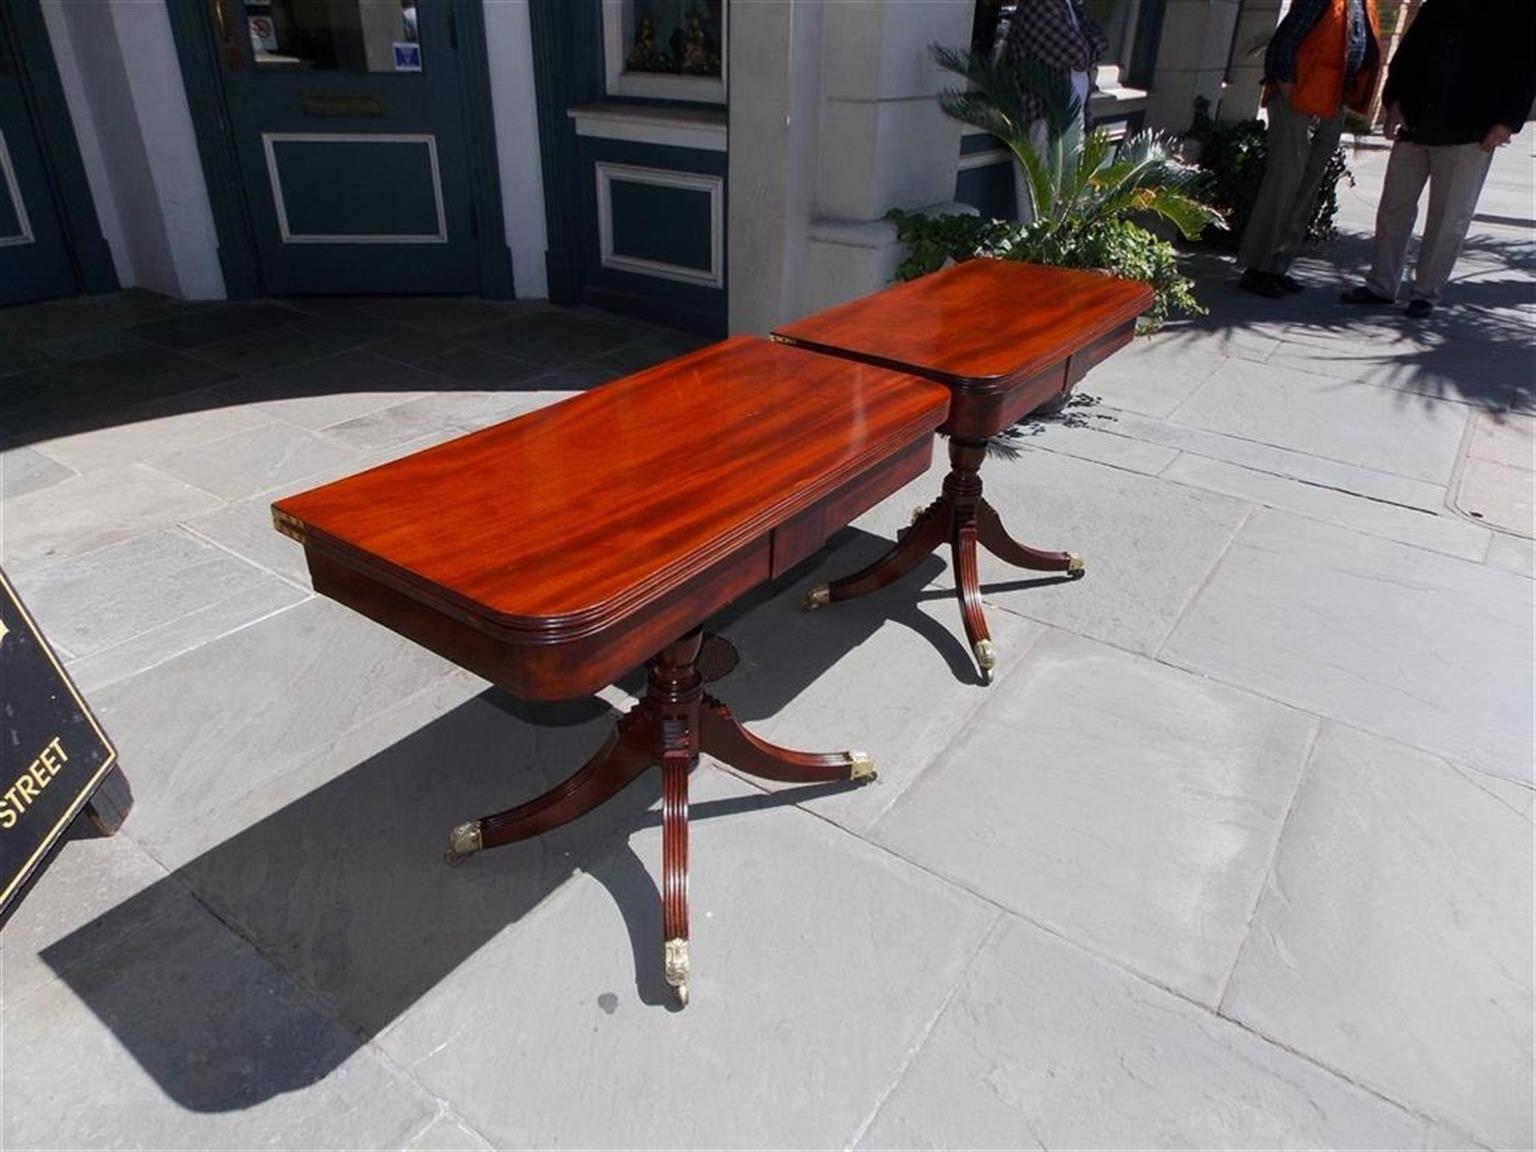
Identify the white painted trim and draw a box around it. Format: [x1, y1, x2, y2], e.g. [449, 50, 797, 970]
[958, 148, 1013, 171]
[261, 132, 448, 245]
[569, 103, 727, 152]
[482, 0, 548, 298]
[596, 161, 722, 289]
[0, 131, 36, 248]
[601, 0, 727, 106]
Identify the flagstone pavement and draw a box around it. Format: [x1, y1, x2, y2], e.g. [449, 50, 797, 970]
[1, 142, 1530, 1150]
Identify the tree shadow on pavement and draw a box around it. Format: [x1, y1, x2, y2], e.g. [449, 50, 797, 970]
[35, 528, 946, 1110]
[1160, 231, 1534, 414]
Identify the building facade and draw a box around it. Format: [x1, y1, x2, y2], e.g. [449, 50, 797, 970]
[1, 0, 1294, 331]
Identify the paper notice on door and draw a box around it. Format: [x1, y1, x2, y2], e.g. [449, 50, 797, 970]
[249, 15, 278, 53]
[393, 42, 423, 71]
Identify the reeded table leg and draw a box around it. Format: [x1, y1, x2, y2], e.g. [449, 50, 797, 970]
[976, 499, 1082, 577]
[442, 628, 874, 1007]
[444, 708, 655, 864]
[805, 437, 1086, 682]
[701, 696, 874, 784]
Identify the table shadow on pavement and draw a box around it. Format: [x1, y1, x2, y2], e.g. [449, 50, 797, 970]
[36, 529, 946, 1111]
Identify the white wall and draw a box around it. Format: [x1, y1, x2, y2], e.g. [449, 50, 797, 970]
[726, 0, 822, 333]
[41, 0, 225, 299]
[483, 0, 549, 298]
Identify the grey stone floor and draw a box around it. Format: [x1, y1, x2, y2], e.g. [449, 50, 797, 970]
[1, 144, 1531, 1150]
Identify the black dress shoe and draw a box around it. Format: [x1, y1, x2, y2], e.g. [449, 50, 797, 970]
[1238, 270, 1286, 299]
[1405, 298, 1435, 319]
[1340, 286, 1394, 305]
[1275, 274, 1305, 294]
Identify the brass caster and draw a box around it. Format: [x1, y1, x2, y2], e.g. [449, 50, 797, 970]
[804, 583, 831, 611]
[974, 639, 997, 682]
[848, 750, 877, 783]
[664, 937, 690, 1008]
[1066, 553, 1085, 578]
[443, 820, 483, 866]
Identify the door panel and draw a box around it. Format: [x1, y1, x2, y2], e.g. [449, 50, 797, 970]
[216, 0, 480, 295]
[0, 4, 76, 305]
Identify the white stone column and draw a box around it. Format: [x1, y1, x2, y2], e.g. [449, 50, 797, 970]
[40, 0, 225, 299]
[726, 0, 824, 334]
[727, 0, 973, 332]
[1144, 0, 1242, 131]
[800, 0, 972, 317]
[1223, 0, 1284, 122]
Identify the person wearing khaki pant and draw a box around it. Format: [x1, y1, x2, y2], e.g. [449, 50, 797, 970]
[1362, 141, 1493, 308]
[1341, 0, 1534, 318]
[1236, 0, 1381, 299]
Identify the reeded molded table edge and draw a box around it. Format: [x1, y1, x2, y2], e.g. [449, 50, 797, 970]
[772, 259, 1154, 682]
[271, 337, 951, 1006]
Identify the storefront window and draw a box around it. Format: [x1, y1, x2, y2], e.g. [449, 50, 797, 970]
[242, 0, 421, 73]
[602, 0, 727, 104]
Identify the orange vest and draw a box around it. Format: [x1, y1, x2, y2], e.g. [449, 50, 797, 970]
[1288, 0, 1382, 118]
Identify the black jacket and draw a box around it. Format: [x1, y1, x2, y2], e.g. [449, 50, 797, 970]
[1383, 0, 1535, 145]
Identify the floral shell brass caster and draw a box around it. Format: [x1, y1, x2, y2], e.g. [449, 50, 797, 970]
[1066, 553, 1086, 578]
[664, 937, 690, 1008]
[848, 750, 876, 783]
[974, 639, 997, 684]
[804, 583, 831, 611]
[443, 820, 483, 866]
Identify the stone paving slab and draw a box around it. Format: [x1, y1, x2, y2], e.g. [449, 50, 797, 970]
[374, 766, 998, 1150]
[961, 447, 1253, 655]
[160, 681, 650, 1037]
[1160, 452, 1491, 561]
[86, 597, 463, 855]
[1222, 724, 1533, 1149]
[855, 914, 1429, 1151]
[0, 462, 225, 576]
[24, 388, 275, 475]
[10, 889, 444, 1151]
[231, 349, 444, 430]
[0, 445, 75, 500]
[1161, 508, 1535, 784]
[1050, 406, 1453, 512]
[711, 531, 1044, 835]
[1, 828, 180, 1008]
[10, 526, 305, 690]
[1164, 356, 1471, 485]
[872, 628, 1317, 1005]
[146, 419, 361, 502]
[1075, 336, 1228, 418]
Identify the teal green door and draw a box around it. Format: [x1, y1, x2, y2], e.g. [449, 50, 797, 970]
[212, 0, 480, 294]
[0, 3, 76, 305]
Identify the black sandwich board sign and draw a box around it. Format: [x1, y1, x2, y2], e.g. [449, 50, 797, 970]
[1, 567, 130, 918]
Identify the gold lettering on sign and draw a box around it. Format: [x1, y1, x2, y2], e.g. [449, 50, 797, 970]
[0, 736, 69, 829]
[0, 617, 8, 643]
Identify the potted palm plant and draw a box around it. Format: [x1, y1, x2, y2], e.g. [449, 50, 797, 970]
[891, 46, 1224, 348]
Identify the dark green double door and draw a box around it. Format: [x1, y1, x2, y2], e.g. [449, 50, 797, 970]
[0, 2, 77, 305]
[210, 0, 484, 295]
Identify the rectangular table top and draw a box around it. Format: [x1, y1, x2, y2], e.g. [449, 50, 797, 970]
[773, 258, 1153, 392]
[273, 336, 948, 645]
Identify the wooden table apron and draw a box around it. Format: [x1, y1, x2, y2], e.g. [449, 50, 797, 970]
[772, 258, 1154, 682]
[273, 335, 950, 1006]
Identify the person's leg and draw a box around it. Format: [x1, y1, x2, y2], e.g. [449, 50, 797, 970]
[1363, 140, 1431, 299]
[1273, 110, 1345, 275]
[1409, 142, 1494, 305]
[1237, 97, 1314, 275]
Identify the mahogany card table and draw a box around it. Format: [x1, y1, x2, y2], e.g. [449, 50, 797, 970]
[773, 258, 1153, 682]
[272, 335, 948, 1005]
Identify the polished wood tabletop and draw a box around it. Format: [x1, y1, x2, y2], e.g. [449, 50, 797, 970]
[273, 336, 948, 649]
[773, 258, 1153, 392]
